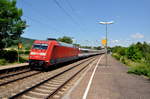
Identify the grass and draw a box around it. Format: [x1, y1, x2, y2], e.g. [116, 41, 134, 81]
[19, 54, 29, 63]
[128, 63, 150, 78]
[0, 59, 8, 66]
[0, 59, 20, 66]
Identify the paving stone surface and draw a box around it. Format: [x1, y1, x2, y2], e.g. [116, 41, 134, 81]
[63, 55, 150, 99]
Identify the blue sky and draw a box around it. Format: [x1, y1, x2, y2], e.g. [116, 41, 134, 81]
[17, 0, 150, 47]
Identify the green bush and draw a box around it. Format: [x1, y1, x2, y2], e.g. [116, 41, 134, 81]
[19, 56, 28, 63]
[126, 45, 143, 61]
[120, 56, 126, 64]
[24, 50, 30, 54]
[0, 49, 29, 65]
[0, 59, 7, 65]
[18, 50, 30, 55]
[0, 50, 7, 58]
[3, 50, 18, 62]
[128, 64, 150, 77]
[112, 53, 121, 60]
[147, 72, 150, 78]
[112, 46, 126, 56]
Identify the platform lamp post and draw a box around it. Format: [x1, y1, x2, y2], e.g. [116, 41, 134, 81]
[99, 21, 114, 66]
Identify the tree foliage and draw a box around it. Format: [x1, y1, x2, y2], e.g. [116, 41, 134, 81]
[81, 46, 92, 49]
[0, 0, 26, 49]
[93, 46, 102, 50]
[112, 42, 150, 62]
[112, 46, 127, 56]
[57, 36, 73, 44]
[73, 43, 80, 47]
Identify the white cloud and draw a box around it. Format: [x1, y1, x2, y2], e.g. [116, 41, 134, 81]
[131, 33, 144, 39]
[147, 41, 150, 43]
[111, 40, 119, 43]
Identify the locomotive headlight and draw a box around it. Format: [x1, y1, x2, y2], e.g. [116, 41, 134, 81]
[39, 53, 46, 56]
[30, 52, 36, 55]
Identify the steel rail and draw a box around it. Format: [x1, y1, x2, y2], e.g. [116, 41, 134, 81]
[0, 71, 41, 86]
[47, 57, 97, 98]
[0, 69, 30, 79]
[9, 56, 97, 99]
[0, 64, 29, 74]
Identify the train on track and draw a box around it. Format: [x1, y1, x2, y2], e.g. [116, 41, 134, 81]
[29, 38, 104, 69]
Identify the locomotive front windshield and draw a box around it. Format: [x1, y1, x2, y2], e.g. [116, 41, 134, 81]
[32, 44, 48, 50]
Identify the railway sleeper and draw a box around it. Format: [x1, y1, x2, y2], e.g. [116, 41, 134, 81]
[46, 81, 62, 85]
[39, 85, 57, 90]
[51, 79, 64, 82]
[27, 91, 49, 98]
[22, 94, 41, 99]
[34, 88, 53, 94]
[44, 83, 60, 87]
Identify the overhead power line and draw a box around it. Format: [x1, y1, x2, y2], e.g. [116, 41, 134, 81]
[62, 0, 87, 32]
[21, 0, 60, 33]
[23, 15, 58, 32]
[64, 0, 84, 22]
[52, 0, 81, 27]
[64, 0, 76, 14]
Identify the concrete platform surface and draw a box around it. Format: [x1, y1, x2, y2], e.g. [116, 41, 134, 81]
[63, 55, 150, 99]
[0, 63, 28, 70]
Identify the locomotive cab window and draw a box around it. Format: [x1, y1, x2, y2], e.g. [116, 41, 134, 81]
[33, 44, 48, 50]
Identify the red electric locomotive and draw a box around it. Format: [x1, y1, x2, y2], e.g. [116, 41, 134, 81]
[29, 38, 80, 69]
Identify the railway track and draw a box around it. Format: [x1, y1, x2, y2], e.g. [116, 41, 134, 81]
[0, 68, 31, 79]
[0, 56, 97, 98]
[0, 70, 41, 86]
[11, 57, 97, 99]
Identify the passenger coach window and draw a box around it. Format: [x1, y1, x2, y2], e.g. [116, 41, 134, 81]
[33, 44, 48, 50]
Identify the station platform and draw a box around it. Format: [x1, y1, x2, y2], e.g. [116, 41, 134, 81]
[0, 63, 28, 71]
[63, 55, 150, 99]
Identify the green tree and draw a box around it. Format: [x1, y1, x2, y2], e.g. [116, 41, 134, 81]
[0, 0, 26, 49]
[73, 43, 80, 47]
[81, 46, 92, 49]
[58, 36, 73, 44]
[126, 44, 143, 61]
[142, 42, 150, 64]
[93, 46, 101, 50]
[112, 46, 126, 56]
